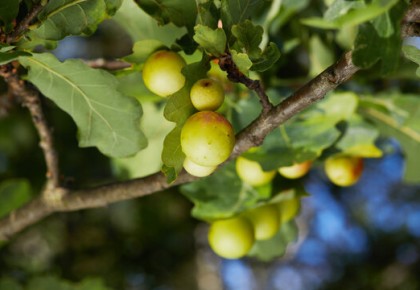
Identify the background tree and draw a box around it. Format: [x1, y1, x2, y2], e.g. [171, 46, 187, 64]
[0, 0, 420, 289]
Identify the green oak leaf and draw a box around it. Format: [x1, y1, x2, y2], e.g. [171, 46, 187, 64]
[231, 20, 263, 59]
[19, 53, 147, 158]
[0, 50, 31, 66]
[360, 94, 420, 183]
[180, 161, 273, 221]
[197, 0, 220, 28]
[250, 42, 281, 72]
[243, 92, 359, 170]
[134, 0, 197, 31]
[28, 0, 111, 40]
[301, 0, 399, 29]
[220, 0, 263, 41]
[230, 50, 253, 74]
[402, 45, 420, 77]
[113, 0, 186, 44]
[193, 25, 226, 57]
[352, 1, 408, 75]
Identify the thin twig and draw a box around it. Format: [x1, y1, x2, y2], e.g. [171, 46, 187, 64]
[219, 53, 273, 114]
[6, 3, 46, 44]
[0, 66, 61, 194]
[83, 58, 132, 70]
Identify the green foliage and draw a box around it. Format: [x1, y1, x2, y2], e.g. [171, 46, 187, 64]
[242, 92, 361, 170]
[352, 1, 408, 75]
[193, 25, 226, 57]
[248, 221, 298, 261]
[0, 0, 19, 31]
[361, 94, 420, 183]
[0, 179, 31, 219]
[0, 276, 112, 290]
[301, 0, 399, 29]
[29, 0, 115, 41]
[180, 161, 273, 221]
[19, 53, 147, 158]
[403, 45, 420, 77]
[134, 0, 197, 31]
[113, 0, 186, 45]
[0, 44, 31, 65]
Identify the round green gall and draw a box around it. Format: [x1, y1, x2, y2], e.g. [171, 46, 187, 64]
[245, 204, 280, 240]
[142, 50, 186, 97]
[183, 157, 217, 177]
[325, 155, 364, 187]
[277, 197, 300, 224]
[208, 216, 255, 259]
[236, 157, 276, 187]
[181, 111, 235, 167]
[278, 161, 312, 179]
[190, 78, 225, 111]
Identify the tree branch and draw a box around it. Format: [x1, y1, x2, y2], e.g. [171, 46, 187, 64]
[0, 51, 359, 241]
[6, 3, 46, 44]
[219, 53, 273, 114]
[83, 58, 132, 70]
[0, 66, 61, 196]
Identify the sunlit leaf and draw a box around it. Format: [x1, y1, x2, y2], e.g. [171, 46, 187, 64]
[113, 0, 186, 44]
[19, 53, 147, 158]
[29, 0, 109, 40]
[193, 25, 226, 57]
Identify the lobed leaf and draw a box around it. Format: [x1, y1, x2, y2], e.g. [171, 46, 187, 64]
[220, 0, 263, 41]
[113, 0, 186, 44]
[29, 0, 110, 40]
[352, 1, 408, 75]
[193, 25, 227, 57]
[134, 0, 197, 31]
[19, 53, 147, 158]
[243, 92, 359, 170]
[180, 162, 273, 221]
[360, 95, 420, 183]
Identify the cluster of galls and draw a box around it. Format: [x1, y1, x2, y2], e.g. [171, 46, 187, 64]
[142, 50, 235, 177]
[208, 196, 300, 259]
[142, 50, 365, 260]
